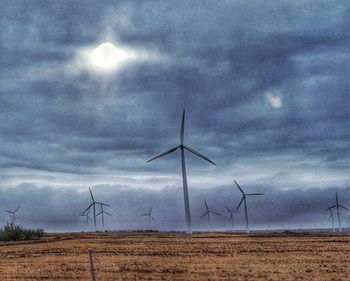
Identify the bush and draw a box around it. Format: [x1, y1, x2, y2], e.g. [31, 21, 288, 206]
[0, 224, 44, 241]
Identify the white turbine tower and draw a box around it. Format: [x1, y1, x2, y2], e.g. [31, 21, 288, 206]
[234, 179, 264, 233]
[147, 109, 216, 234]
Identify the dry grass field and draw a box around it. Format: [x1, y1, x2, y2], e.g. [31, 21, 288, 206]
[0, 232, 349, 280]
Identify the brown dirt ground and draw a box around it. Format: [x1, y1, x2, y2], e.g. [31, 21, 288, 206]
[0, 232, 349, 280]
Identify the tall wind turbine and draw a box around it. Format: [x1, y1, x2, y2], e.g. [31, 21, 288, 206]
[142, 207, 155, 224]
[234, 179, 263, 233]
[147, 109, 216, 234]
[225, 206, 239, 232]
[200, 200, 220, 232]
[82, 187, 109, 229]
[96, 203, 112, 228]
[329, 192, 349, 232]
[5, 206, 21, 226]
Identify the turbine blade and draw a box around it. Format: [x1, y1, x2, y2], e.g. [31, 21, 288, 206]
[149, 207, 153, 214]
[180, 109, 185, 144]
[150, 215, 155, 221]
[329, 204, 336, 209]
[247, 193, 264, 196]
[89, 187, 95, 202]
[97, 202, 110, 207]
[205, 200, 209, 211]
[146, 146, 180, 163]
[184, 146, 216, 165]
[96, 212, 102, 216]
[14, 206, 21, 213]
[236, 196, 244, 210]
[200, 211, 209, 219]
[141, 214, 148, 216]
[104, 212, 112, 216]
[233, 179, 245, 194]
[225, 207, 232, 213]
[82, 203, 93, 215]
[210, 211, 220, 216]
[339, 205, 350, 211]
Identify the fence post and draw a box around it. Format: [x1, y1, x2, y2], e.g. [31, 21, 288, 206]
[87, 249, 96, 281]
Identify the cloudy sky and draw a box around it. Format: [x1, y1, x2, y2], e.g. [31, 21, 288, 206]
[0, 0, 349, 231]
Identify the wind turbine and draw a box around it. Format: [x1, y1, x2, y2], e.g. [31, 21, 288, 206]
[234, 179, 263, 233]
[80, 208, 92, 225]
[147, 109, 216, 234]
[225, 206, 239, 232]
[142, 207, 155, 224]
[200, 200, 220, 232]
[325, 205, 337, 233]
[329, 192, 349, 232]
[96, 203, 112, 228]
[5, 206, 21, 226]
[82, 187, 109, 229]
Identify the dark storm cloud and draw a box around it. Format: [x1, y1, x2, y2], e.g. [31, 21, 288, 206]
[0, 1, 349, 229]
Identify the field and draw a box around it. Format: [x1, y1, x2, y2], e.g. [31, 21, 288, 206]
[0, 232, 349, 280]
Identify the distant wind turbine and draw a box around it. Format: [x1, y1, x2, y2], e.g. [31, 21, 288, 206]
[142, 207, 155, 224]
[80, 208, 92, 225]
[147, 109, 216, 234]
[234, 179, 264, 233]
[325, 205, 338, 233]
[200, 200, 220, 232]
[329, 192, 349, 232]
[225, 206, 239, 232]
[82, 187, 109, 229]
[5, 206, 21, 226]
[96, 203, 112, 228]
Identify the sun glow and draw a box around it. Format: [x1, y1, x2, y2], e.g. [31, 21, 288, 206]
[92, 42, 127, 69]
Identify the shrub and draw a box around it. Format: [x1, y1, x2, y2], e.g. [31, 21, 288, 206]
[0, 224, 44, 241]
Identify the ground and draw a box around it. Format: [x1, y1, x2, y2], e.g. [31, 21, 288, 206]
[0, 232, 349, 280]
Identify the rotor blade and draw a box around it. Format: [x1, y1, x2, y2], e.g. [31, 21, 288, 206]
[210, 211, 220, 216]
[96, 212, 102, 216]
[97, 202, 110, 207]
[246, 193, 264, 196]
[104, 212, 112, 216]
[150, 215, 155, 221]
[82, 203, 94, 215]
[184, 146, 216, 165]
[225, 207, 232, 213]
[14, 206, 21, 213]
[233, 179, 245, 194]
[180, 109, 185, 144]
[200, 211, 209, 219]
[236, 196, 244, 210]
[5, 210, 12, 214]
[149, 207, 153, 214]
[329, 204, 336, 209]
[205, 200, 209, 211]
[141, 214, 149, 216]
[89, 187, 95, 202]
[146, 146, 180, 163]
[339, 205, 350, 211]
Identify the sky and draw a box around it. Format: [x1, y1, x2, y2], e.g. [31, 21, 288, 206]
[0, 0, 349, 231]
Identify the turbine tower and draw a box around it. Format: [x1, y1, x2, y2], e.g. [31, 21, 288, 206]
[329, 192, 349, 232]
[147, 109, 216, 234]
[142, 207, 155, 224]
[5, 206, 21, 226]
[225, 206, 239, 232]
[82, 187, 109, 229]
[96, 203, 112, 228]
[200, 200, 220, 232]
[234, 179, 263, 233]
